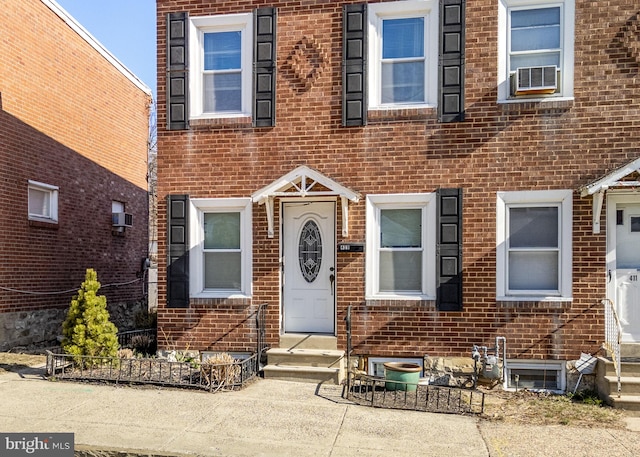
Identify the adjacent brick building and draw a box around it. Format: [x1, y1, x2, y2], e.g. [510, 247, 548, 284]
[156, 0, 640, 390]
[0, 0, 152, 350]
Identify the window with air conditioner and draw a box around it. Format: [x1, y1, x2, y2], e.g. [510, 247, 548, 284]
[112, 201, 132, 229]
[498, 0, 574, 101]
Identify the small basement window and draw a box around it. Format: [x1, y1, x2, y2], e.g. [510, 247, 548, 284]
[505, 360, 565, 392]
[368, 357, 423, 377]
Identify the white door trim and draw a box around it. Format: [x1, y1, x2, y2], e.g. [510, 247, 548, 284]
[280, 198, 337, 335]
[607, 192, 640, 343]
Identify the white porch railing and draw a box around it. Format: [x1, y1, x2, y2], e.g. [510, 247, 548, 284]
[602, 298, 622, 397]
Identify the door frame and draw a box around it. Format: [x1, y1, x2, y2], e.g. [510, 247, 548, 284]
[280, 197, 337, 335]
[606, 192, 640, 342]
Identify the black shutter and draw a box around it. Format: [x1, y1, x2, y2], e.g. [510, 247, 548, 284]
[167, 195, 189, 308]
[342, 4, 367, 127]
[436, 188, 463, 311]
[438, 0, 465, 123]
[167, 12, 189, 130]
[253, 8, 277, 127]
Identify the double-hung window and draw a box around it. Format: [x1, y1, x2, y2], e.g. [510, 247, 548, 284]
[496, 190, 572, 300]
[366, 194, 436, 300]
[190, 14, 253, 118]
[190, 198, 252, 298]
[381, 17, 425, 104]
[498, 0, 574, 101]
[203, 31, 242, 112]
[368, 1, 438, 108]
[28, 180, 58, 223]
[509, 6, 561, 71]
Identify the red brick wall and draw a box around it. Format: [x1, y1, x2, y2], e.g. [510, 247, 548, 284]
[0, 1, 151, 324]
[155, 0, 639, 360]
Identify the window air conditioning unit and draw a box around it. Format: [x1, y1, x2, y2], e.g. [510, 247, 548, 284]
[112, 212, 133, 227]
[512, 65, 558, 95]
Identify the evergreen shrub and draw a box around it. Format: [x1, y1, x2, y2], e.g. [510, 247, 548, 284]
[62, 269, 119, 365]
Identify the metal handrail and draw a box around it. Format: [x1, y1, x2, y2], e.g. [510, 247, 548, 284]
[345, 305, 352, 395]
[256, 303, 269, 371]
[602, 298, 622, 397]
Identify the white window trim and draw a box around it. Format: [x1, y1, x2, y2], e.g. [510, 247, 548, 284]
[28, 180, 58, 223]
[189, 198, 252, 299]
[496, 189, 572, 301]
[504, 359, 566, 393]
[189, 13, 253, 119]
[367, 0, 439, 110]
[497, 0, 574, 103]
[366, 193, 436, 300]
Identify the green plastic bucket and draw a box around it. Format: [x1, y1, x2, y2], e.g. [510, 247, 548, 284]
[384, 362, 422, 391]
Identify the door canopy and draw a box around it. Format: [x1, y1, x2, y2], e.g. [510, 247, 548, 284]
[580, 156, 640, 234]
[252, 165, 360, 238]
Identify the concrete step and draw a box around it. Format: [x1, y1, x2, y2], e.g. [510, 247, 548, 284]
[266, 348, 344, 368]
[262, 365, 342, 384]
[597, 353, 640, 414]
[602, 376, 640, 395]
[608, 395, 640, 416]
[279, 334, 337, 350]
[263, 346, 345, 385]
[599, 358, 640, 377]
[621, 343, 640, 358]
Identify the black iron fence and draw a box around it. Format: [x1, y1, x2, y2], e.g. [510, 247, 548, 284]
[117, 328, 157, 350]
[45, 351, 257, 392]
[344, 305, 484, 415]
[347, 374, 485, 414]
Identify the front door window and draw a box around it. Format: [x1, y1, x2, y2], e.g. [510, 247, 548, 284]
[299, 220, 322, 283]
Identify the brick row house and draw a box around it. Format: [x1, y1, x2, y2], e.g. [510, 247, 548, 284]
[0, 0, 152, 350]
[156, 0, 640, 392]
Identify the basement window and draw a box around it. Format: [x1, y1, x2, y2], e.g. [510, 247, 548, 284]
[505, 359, 565, 392]
[368, 357, 423, 377]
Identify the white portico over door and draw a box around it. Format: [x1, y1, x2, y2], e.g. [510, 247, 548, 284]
[580, 157, 640, 343]
[251, 166, 360, 335]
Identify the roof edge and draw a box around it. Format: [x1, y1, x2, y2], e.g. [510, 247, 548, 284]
[41, 0, 152, 97]
[579, 156, 640, 197]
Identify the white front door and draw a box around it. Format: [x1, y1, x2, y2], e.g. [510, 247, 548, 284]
[608, 195, 640, 342]
[282, 201, 336, 334]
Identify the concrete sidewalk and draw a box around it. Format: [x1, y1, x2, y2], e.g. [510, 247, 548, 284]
[1, 368, 640, 456]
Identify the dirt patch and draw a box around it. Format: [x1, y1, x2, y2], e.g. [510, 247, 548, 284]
[479, 386, 627, 428]
[0, 352, 46, 374]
